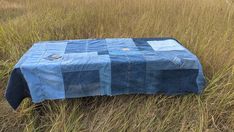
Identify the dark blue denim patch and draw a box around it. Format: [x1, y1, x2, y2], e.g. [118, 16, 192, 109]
[63, 70, 101, 98]
[127, 71, 146, 93]
[110, 55, 129, 93]
[97, 50, 109, 55]
[146, 69, 199, 94]
[128, 54, 146, 71]
[133, 38, 155, 52]
[5, 68, 31, 109]
[110, 53, 146, 94]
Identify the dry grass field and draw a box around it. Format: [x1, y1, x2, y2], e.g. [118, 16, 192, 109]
[0, 0, 234, 131]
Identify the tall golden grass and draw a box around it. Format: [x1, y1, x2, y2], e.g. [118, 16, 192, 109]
[0, 0, 233, 131]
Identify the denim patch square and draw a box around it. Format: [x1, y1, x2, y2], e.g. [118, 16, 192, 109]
[63, 70, 101, 98]
[87, 39, 109, 55]
[65, 41, 87, 54]
[146, 69, 199, 93]
[110, 55, 129, 93]
[128, 71, 146, 93]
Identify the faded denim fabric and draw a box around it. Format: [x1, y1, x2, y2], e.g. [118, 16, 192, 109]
[5, 38, 206, 109]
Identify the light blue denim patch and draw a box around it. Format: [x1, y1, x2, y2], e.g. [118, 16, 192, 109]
[20, 42, 67, 103]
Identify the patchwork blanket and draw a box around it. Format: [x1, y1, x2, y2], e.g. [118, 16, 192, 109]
[5, 38, 206, 109]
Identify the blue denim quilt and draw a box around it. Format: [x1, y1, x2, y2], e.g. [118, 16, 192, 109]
[5, 38, 206, 109]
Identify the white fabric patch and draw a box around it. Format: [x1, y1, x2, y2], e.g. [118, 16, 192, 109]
[147, 39, 185, 51]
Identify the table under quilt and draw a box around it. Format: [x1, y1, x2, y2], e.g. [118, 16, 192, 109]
[5, 38, 206, 109]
